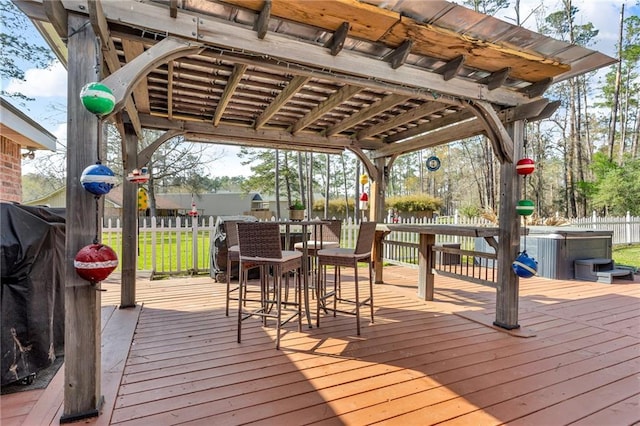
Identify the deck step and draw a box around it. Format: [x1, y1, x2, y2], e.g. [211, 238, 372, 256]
[574, 258, 635, 283]
[596, 268, 635, 284]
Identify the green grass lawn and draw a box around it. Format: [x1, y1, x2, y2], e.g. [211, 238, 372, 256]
[103, 230, 212, 274]
[612, 244, 640, 269]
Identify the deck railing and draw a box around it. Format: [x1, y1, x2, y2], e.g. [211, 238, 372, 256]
[101, 213, 638, 279]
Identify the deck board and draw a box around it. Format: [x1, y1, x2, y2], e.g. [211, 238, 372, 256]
[2, 266, 639, 425]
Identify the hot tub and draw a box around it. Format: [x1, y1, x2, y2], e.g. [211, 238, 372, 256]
[475, 227, 614, 279]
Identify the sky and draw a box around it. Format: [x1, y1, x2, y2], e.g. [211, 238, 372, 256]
[4, 0, 639, 178]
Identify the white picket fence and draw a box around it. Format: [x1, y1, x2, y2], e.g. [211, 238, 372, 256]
[101, 213, 640, 277]
[571, 212, 640, 245]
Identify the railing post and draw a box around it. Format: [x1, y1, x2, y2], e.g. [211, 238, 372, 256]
[151, 217, 157, 274]
[192, 216, 199, 273]
[626, 211, 631, 244]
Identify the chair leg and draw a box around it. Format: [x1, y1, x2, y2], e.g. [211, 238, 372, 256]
[297, 267, 302, 332]
[316, 263, 323, 328]
[275, 266, 282, 350]
[225, 257, 233, 316]
[333, 266, 338, 317]
[354, 263, 360, 336]
[237, 265, 246, 343]
[368, 261, 374, 324]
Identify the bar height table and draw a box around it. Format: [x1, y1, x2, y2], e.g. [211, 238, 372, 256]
[281, 220, 328, 327]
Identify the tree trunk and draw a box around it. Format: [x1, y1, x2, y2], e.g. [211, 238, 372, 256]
[324, 155, 330, 218]
[632, 107, 640, 157]
[297, 151, 306, 208]
[571, 77, 587, 217]
[607, 4, 624, 161]
[342, 153, 350, 221]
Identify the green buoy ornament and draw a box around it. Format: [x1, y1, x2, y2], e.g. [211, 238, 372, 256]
[80, 82, 115, 116]
[516, 199, 535, 216]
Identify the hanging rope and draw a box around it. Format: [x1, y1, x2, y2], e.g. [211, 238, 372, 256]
[93, 195, 101, 244]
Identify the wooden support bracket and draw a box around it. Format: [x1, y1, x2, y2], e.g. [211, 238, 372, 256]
[254, 0, 272, 39]
[385, 39, 413, 69]
[324, 21, 350, 56]
[479, 67, 511, 90]
[435, 55, 465, 81]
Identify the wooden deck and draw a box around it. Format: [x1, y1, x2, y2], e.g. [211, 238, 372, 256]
[3, 266, 639, 425]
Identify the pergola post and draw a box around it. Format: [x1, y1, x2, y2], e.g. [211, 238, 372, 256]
[369, 157, 387, 222]
[120, 123, 138, 308]
[62, 14, 103, 422]
[494, 120, 524, 329]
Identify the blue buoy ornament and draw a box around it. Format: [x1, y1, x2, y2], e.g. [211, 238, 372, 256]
[80, 162, 117, 195]
[512, 251, 538, 278]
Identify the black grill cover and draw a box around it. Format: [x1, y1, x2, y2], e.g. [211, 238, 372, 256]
[1, 202, 65, 385]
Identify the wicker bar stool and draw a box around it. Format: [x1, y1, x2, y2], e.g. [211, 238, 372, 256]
[224, 220, 242, 317]
[294, 219, 342, 297]
[236, 222, 303, 349]
[316, 221, 377, 335]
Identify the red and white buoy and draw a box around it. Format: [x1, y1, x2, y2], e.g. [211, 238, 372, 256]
[74, 243, 118, 283]
[516, 158, 535, 175]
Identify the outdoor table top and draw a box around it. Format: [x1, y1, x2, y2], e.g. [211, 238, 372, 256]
[376, 223, 501, 238]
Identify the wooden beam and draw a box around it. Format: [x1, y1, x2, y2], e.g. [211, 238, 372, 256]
[505, 98, 550, 123]
[95, 1, 535, 106]
[384, 107, 471, 143]
[324, 21, 350, 56]
[479, 67, 511, 90]
[373, 118, 484, 158]
[62, 13, 101, 423]
[186, 132, 346, 154]
[87, 0, 143, 137]
[290, 85, 362, 134]
[169, 0, 178, 18]
[167, 61, 174, 120]
[213, 64, 247, 126]
[43, 0, 67, 39]
[120, 122, 138, 309]
[138, 130, 184, 168]
[434, 55, 465, 81]
[466, 100, 514, 163]
[255, 75, 309, 129]
[349, 145, 377, 179]
[357, 101, 447, 140]
[137, 113, 355, 151]
[121, 39, 151, 114]
[373, 99, 548, 158]
[325, 94, 410, 136]
[529, 100, 560, 121]
[253, 0, 271, 40]
[520, 77, 553, 98]
[495, 120, 523, 329]
[384, 39, 413, 69]
[100, 36, 203, 116]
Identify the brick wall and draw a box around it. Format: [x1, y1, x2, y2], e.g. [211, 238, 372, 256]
[0, 136, 22, 203]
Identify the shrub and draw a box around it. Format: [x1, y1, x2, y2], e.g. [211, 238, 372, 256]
[386, 195, 443, 213]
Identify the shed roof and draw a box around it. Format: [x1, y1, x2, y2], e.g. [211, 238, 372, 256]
[15, 0, 615, 162]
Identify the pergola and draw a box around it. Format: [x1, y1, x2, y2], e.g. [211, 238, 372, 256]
[15, 0, 615, 421]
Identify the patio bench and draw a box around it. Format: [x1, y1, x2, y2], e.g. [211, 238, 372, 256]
[574, 258, 634, 284]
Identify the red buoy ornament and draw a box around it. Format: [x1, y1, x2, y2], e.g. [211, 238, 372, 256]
[516, 158, 535, 175]
[74, 243, 118, 283]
